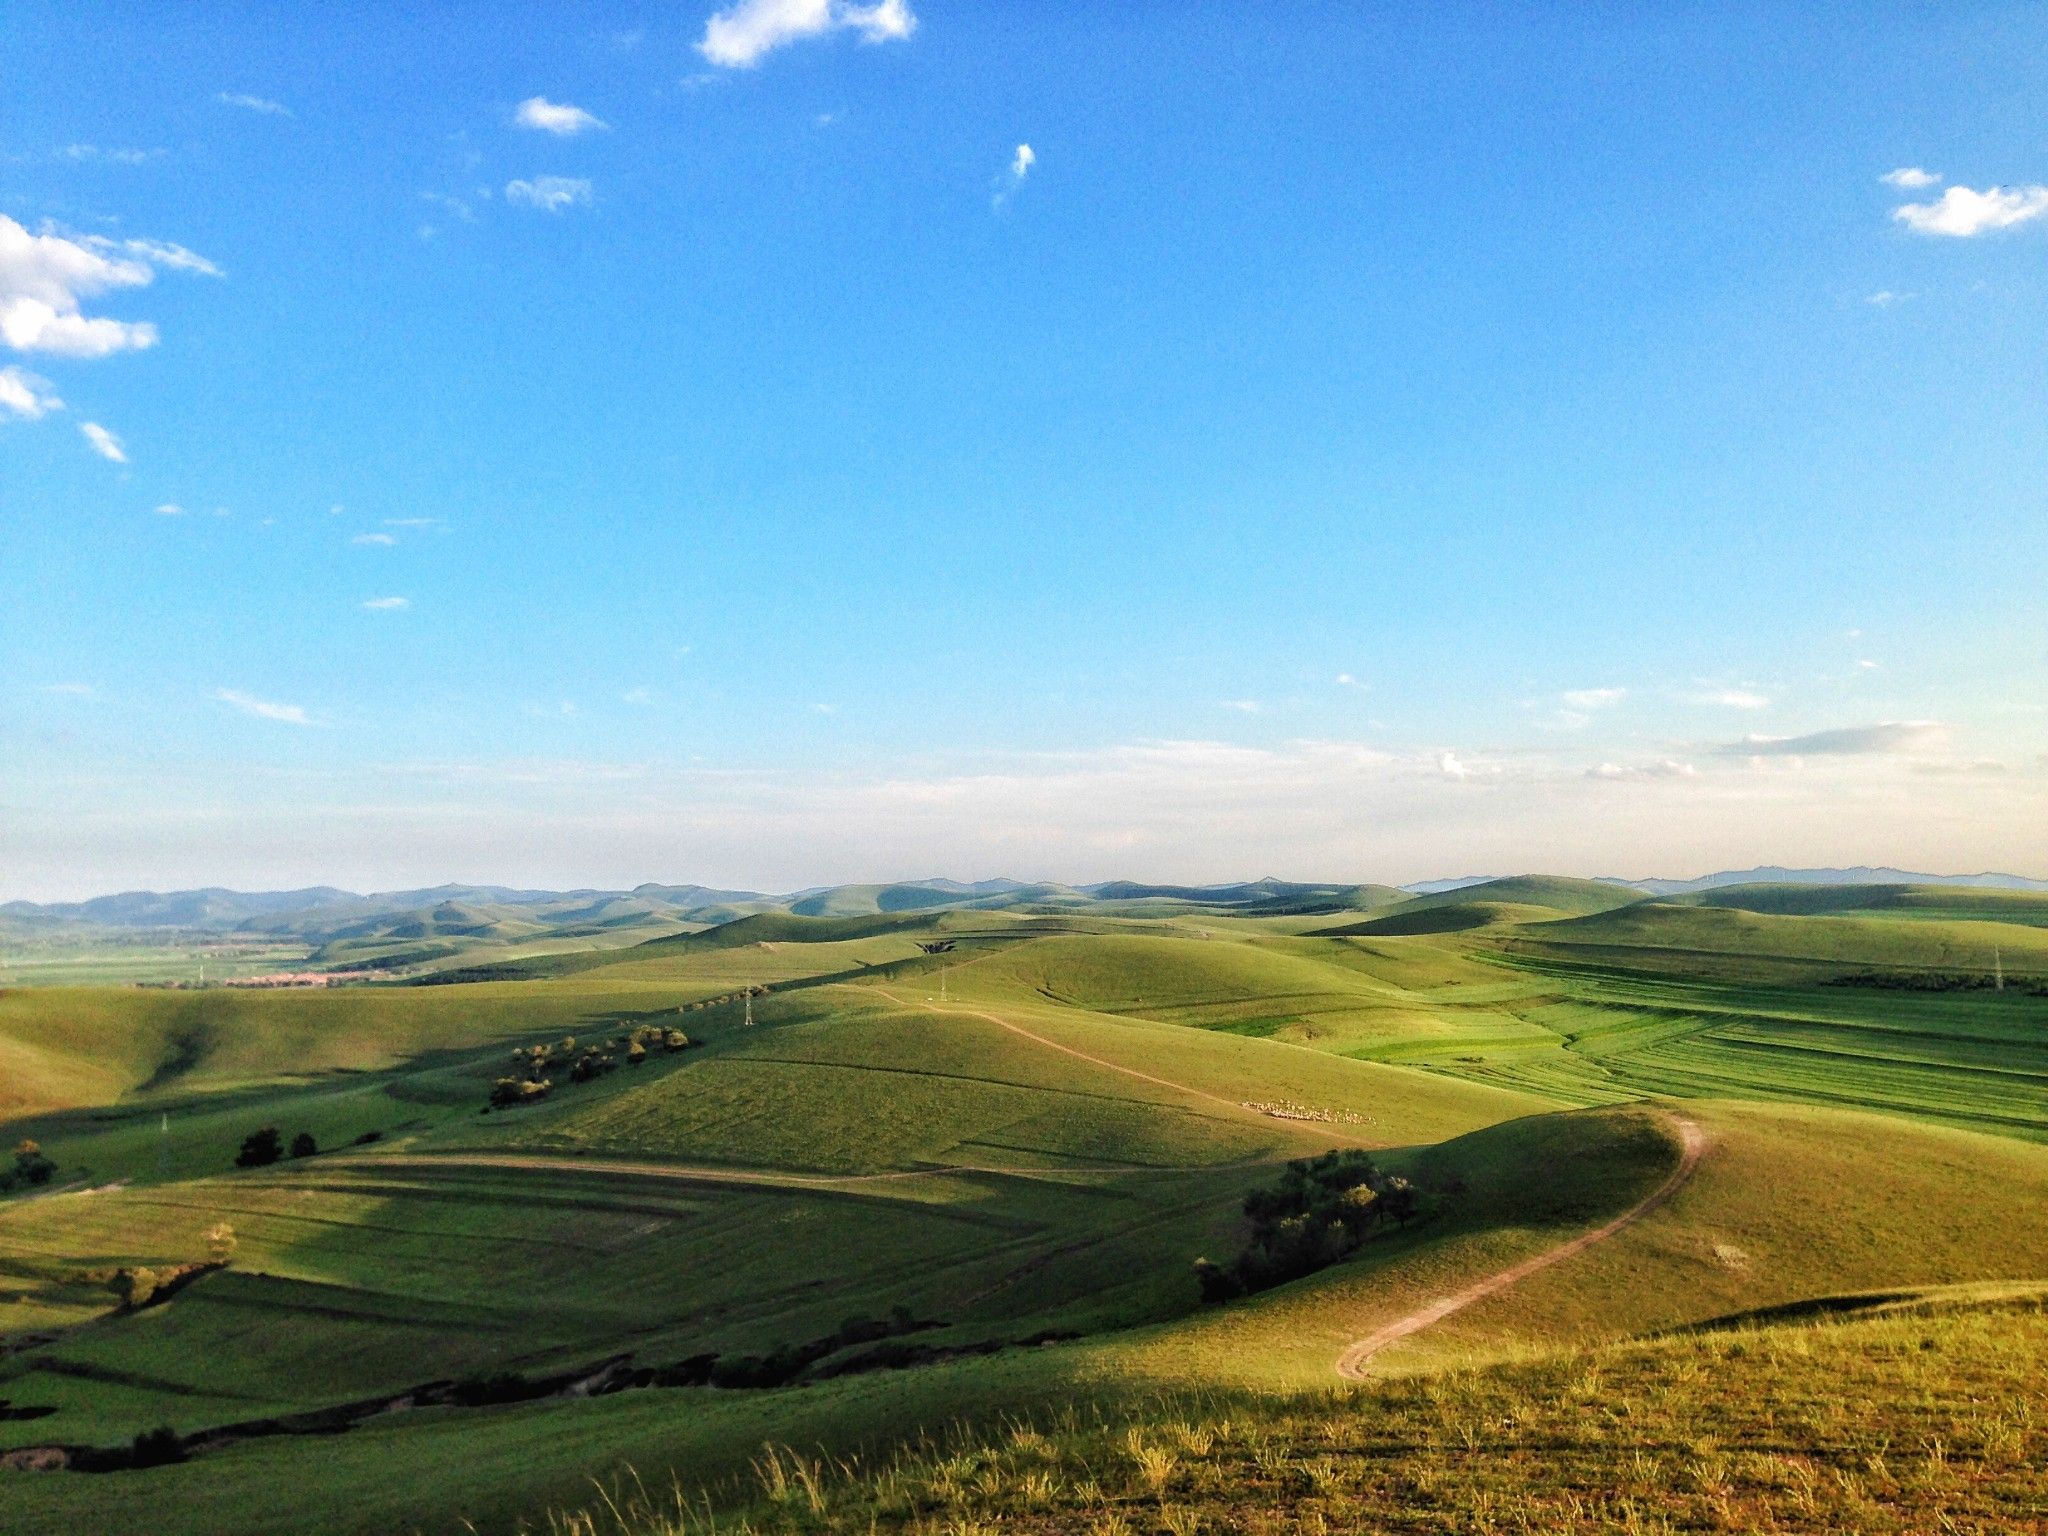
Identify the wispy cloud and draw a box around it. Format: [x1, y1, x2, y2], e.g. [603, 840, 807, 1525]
[1334, 673, 1367, 690]
[505, 176, 593, 212]
[1894, 184, 2048, 237]
[1881, 167, 1939, 190]
[1864, 289, 1913, 307]
[217, 92, 291, 117]
[993, 142, 1035, 210]
[383, 517, 440, 528]
[154, 502, 185, 516]
[79, 421, 126, 462]
[1220, 699, 1262, 714]
[516, 97, 608, 136]
[43, 681, 96, 697]
[55, 144, 165, 166]
[1690, 686, 1769, 709]
[1587, 759, 1697, 781]
[698, 0, 916, 68]
[1716, 721, 1944, 758]
[1561, 687, 1625, 712]
[0, 364, 62, 420]
[215, 688, 312, 725]
[351, 532, 396, 546]
[362, 596, 410, 611]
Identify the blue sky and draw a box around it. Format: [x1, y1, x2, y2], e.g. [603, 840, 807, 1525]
[4, 2, 2045, 897]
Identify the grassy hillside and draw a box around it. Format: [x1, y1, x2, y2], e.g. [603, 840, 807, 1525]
[1524, 902, 2048, 973]
[1673, 881, 2048, 925]
[1382, 876, 1642, 919]
[554, 1293, 2048, 1536]
[2, 903, 2045, 1535]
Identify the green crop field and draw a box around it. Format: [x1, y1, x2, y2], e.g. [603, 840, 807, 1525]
[3, 884, 2046, 1534]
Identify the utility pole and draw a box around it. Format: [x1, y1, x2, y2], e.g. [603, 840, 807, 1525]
[1995, 947, 2004, 992]
[743, 989, 753, 1027]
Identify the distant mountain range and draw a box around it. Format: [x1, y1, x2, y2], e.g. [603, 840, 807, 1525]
[6, 866, 2044, 938]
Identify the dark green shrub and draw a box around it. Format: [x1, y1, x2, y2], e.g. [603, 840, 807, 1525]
[235, 1127, 283, 1168]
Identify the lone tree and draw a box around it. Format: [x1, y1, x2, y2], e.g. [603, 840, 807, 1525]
[289, 1132, 317, 1159]
[204, 1222, 238, 1264]
[235, 1127, 283, 1168]
[11, 1139, 56, 1188]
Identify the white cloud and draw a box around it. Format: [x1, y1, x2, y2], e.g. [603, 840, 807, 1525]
[217, 92, 291, 117]
[1334, 673, 1366, 690]
[1220, 699, 1262, 713]
[698, 0, 916, 68]
[1717, 721, 1944, 758]
[1691, 687, 1769, 709]
[215, 688, 312, 725]
[1893, 184, 2048, 237]
[0, 365, 61, 420]
[1438, 750, 1471, 781]
[993, 142, 1035, 210]
[1587, 760, 1697, 781]
[622, 686, 654, 705]
[505, 176, 593, 212]
[352, 532, 396, 546]
[384, 517, 439, 527]
[516, 97, 608, 136]
[154, 502, 185, 516]
[362, 596, 410, 611]
[43, 682, 96, 696]
[1864, 290, 1912, 307]
[79, 421, 126, 462]
[0, 215, 158, 357]
[1881, 167, 1939, 190]
[0, 217, 216, 359]
[1561, 687, 1625, 712]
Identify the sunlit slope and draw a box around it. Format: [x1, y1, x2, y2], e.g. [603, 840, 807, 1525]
[1524, 902, 2048, 972]
[1391, 876, 1641, 917]
[938, 930, 1561, 1064]
[478, 976, 1544, 1173]
[0, 981, 662, 1118]
[1670, 881, 2048, 925]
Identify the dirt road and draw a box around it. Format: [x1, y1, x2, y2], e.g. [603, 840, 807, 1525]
[1334, 1113, 1708, 1378]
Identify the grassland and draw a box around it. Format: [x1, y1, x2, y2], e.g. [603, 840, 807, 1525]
[0, 881, 2044, 1534]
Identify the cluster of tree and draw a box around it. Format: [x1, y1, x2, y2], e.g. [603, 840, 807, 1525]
[0, 1139, 57, 1194]
[68, 1426, 190, 1472]
[488, 1025, 695, 1109]
[1829, 969, 2047, 996]
[1195, 1149, 1424, 1304]
[235, 1127, 317, 1167]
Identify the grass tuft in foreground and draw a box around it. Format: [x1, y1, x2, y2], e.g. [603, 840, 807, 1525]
[548, 1297, 2048, 1536]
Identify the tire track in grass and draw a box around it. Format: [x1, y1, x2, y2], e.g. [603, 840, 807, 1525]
[1334, 1113, 1708, 1379]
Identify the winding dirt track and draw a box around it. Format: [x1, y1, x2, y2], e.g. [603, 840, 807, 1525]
[876, 988, 1361, 1144]
[1334, 1113, 1708, 1379]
